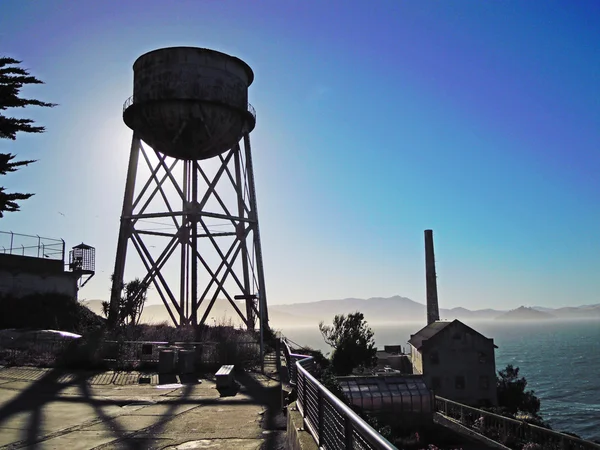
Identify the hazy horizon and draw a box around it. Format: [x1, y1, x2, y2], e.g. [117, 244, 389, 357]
[2, 1, 599, 311]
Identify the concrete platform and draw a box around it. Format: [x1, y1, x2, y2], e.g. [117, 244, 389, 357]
[0, 366, 285, 449]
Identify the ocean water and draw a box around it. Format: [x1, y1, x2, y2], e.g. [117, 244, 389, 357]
[280, 319, 600, 441]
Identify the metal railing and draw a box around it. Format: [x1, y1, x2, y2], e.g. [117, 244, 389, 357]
[0, 231, 65, 261]
[0, 337, 261, 370]
[123, 95, 256, 120]
[100, 340, 261, 368]
[282, 338, 397, 450]
[435, 396, 600, 450]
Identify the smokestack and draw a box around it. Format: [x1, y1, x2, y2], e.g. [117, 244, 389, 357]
[424, 229, 440, 325]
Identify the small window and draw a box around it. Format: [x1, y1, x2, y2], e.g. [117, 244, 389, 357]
[431, 376, 441, 390]
[455, 376, 465, 390]
[430, 351, 439, 365]
[478, 352, 487, 364]
[479, 375, 489, 390]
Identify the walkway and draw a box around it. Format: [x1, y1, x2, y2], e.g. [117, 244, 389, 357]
[0, 363, 285, 450]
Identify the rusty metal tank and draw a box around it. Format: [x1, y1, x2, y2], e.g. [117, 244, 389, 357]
[123, 47, 256, 160]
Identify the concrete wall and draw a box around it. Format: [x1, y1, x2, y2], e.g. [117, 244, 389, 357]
[411, 344, 423, 374]
[286, 402, 318, 450]
[0, 254, 77, 298]
[421, 324, 497, 406]
[0, 270, 78, 298]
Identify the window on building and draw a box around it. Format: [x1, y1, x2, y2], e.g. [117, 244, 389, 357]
[455, 376, 465, 390]
[430, 351, 439, 365]
[432, 376, 441, 390]
[478, 352, 487, 364]
[479, 375, 489, 390]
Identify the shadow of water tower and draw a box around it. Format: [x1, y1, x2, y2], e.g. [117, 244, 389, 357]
[110, 47, 268, 333]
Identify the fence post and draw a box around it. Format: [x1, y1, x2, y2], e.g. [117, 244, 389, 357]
[317, 387, 324, 446]
[344, 415, 353, 449]
[275, 338, 281, 372]
[302, 370, 308, 416]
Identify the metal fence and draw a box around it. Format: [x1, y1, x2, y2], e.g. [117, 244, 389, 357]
[101, 340, 261, 369]
[435, 396, 600, 450]
[0, 336, 72, 366]
[0, 231, 65, 260]
[282, 338, 397, 450]
[0, 337, 261, 370]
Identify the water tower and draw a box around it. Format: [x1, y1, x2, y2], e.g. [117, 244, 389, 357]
[110, 47, 268, 333]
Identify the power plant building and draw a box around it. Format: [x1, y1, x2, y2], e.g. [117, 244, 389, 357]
[409, 319, 498, 407]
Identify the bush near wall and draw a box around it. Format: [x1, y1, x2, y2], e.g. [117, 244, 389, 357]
[0, 293, 105, 333]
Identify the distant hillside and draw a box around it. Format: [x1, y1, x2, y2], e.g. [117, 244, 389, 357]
[534, 304, 600, 319]
[82, 297, 600, 328]
[496, 306, 554, 321]
[82, 298, 315, 327]
[270, 295, 504, 325]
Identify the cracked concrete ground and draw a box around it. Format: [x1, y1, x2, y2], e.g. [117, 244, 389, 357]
[0, 367, 286, 450]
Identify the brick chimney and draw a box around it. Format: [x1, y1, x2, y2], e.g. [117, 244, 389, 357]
[425, 229, 440, 325]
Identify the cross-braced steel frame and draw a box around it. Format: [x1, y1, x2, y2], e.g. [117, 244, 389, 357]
[109, 133, 268, 332]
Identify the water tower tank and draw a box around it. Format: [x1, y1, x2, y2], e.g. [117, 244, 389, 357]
[123, 47, 256, 160]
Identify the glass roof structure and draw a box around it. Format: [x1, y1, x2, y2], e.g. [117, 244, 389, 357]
[338, 375, 434, 414]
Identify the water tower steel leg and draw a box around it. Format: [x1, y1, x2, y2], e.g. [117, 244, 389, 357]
[113, 135, 267, 330]
[110, 135, 141, 327]
[191, 161, 199, 327]
[235, 144, 255, 330]
[179, 160, 188, 327]
[244, 134, 269, 326]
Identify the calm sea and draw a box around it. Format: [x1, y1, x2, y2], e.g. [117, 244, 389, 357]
[280, 319, 600, 441]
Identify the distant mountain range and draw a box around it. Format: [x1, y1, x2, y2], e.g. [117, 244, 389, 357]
[82, 296, 600, 327]
[495, 306, 554, 321]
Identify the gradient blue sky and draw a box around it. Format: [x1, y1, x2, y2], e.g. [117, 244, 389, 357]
[1, 1, 598, 310]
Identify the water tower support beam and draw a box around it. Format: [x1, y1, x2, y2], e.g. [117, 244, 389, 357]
[191, 160, 199, 326]
[109, 135, 141, 327]
[131, 230, 182, 316]
[235, 144, 254, 329]
[244, 134, 269, 326]
[112, 135, 268, 330]
[129, 232, 179, 325]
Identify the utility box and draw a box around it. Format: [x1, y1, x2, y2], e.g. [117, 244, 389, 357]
[158, 349, 176, 374]
[178, 349, 195, 374]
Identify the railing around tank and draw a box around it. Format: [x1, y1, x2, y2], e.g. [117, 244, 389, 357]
[435, 396, 600, 450]
[122, 95, 256, 120]
[282, 338, 397, 450]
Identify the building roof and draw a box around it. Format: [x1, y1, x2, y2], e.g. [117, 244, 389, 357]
[408, 321, 453, 350]
[408, 319, 497, 351]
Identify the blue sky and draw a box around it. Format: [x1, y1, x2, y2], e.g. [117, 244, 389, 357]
[1, 1, 598, 310]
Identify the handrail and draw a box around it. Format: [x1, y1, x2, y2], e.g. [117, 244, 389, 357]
[282, 338, 397, 450]
[435, 396, 600, 449]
